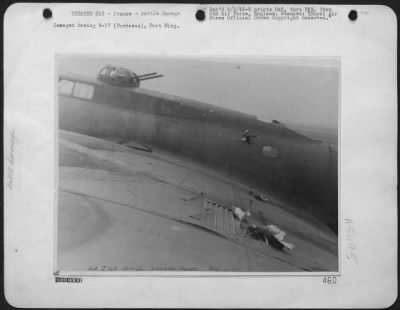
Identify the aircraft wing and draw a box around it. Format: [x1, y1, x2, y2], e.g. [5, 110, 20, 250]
[58, 130, 338, 272]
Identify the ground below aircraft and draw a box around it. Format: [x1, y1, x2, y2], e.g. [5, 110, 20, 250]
[57, 65, 338, 272]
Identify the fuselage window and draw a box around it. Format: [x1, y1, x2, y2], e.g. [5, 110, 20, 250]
[73, 82, 95, 100]
[59, 79, 74, 96]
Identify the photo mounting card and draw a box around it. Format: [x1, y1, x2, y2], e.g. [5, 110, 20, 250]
[3, 3, 397, 308]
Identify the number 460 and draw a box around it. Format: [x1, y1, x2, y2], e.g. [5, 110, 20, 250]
[323, 276, 337, 284]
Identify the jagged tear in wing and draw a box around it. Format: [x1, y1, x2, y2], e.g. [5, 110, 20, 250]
[58, 130, 338, 272]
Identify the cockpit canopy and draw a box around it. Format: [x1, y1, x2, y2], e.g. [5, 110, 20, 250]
[97, 65, 163, 88]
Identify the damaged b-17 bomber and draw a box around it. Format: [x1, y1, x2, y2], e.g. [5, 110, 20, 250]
[57, 62, 338, 272]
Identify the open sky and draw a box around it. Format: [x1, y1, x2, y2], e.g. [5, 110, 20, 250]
[58, 56, 339, 129]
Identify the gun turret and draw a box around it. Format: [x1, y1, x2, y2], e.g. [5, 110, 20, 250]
[97, 65, 163, 88]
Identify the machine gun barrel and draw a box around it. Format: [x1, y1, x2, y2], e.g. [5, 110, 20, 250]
[136, 72, 158, 79]
[138, 74, 164, 81]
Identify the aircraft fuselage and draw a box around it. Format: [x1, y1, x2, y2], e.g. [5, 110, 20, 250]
[58, 74, 338, 228]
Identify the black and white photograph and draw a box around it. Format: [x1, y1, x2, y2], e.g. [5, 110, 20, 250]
[57, 56, 339, 272]
[4, 3, 397, 307]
